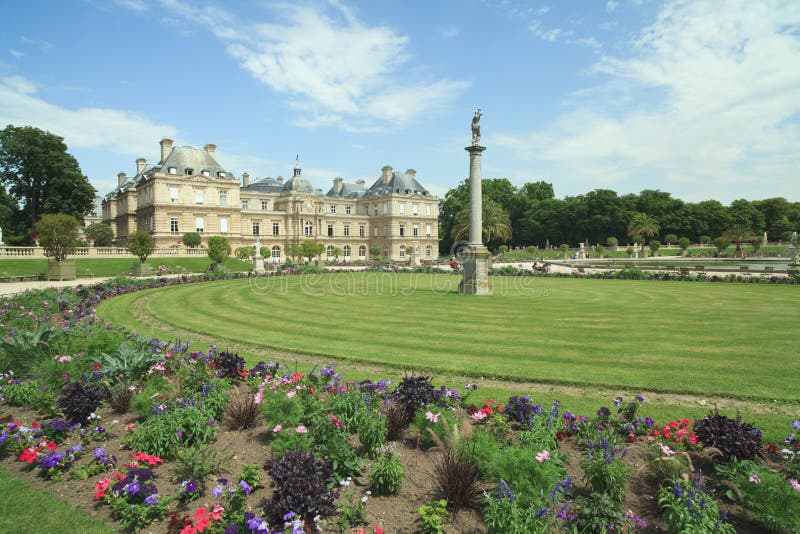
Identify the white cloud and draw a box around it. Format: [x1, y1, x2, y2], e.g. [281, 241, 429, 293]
[9, 49, 24, 58]
[19, 36, 53, 52]
[114, 0, 148, 10]
[160, 0, 467, 130]
[606, 1, 620, 12]
[494, 0, 800, 201]
[528, 20, 561, 42]
[0, 75, 177, 158]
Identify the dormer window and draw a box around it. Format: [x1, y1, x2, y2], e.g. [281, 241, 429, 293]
[201, 169, 210, 177]
[185, 168, 194, 175]
[168, 167, 177, 174]
[218, 171, 227, 178]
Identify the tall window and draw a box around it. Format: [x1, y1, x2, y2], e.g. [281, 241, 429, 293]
[359, 224, 365, 237]
[242, 199, 249, 210]
[413, 224, 419, 237]
[169, 187, 179, 203]
[271, 246, 281, 260]
[219, 191, 228, 206]
[330, 205, 336, 214]
[343, 245, 351, 258]
[220, 218, 228, 233]
[170, 217, 179, 233]
[305, 221, 313, 236]
[253, 221, 260, 235]
[399, 203, 405, 215]
[261, 200, 268, 211]
[327, 224, 334, 237]
[382, 202, 388, 214]
[326, 245, 335, 259]
[383, 225, 387, 237]
[426, 246, 432, 257]
[399, 245, 405, 257]
[343, 224, 350, 237]
[346, 205, 352, 214]
[412, 203, 419, 215]
[195, 218, 205, 233]
[374, 227, 378, 237]
[358, 245, 366, 258]
[426, 223, 432, 237]
[426, 205, 431, 216]
[272, 222, 280, 235]
[195, 190, 204, 204]
[399, 224, 405, 237]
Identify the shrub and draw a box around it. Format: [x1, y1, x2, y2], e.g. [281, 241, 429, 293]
[412, 409, 459, 450]
[207, 236, 231, 265]
[234, 246, 252, 261]
[84, 222, 114, 247]
[123, 406, 218, 459]
[182, 232, 201, 248]
[432, 447, 482, 510]
[126, 231, 155, 263]
[382, 400, 408, 441]
[210, 350, 245, 379]
[485, 445, 565, 507]
[225, 391, 260, 430]
[172, 446, 226, 493]
[606, 237, 618, 248]
[649, 239, 661, 255]
[677, 237, 691, 252]
[264, 449, 336, 526]
[58, 381, 105, 423]
[664, 234, 677, 245]
[394, 374, 435, 423]
[93, 342, 163, 383]
[658, 473, 735, 533]
[357, 410, 388, 457]
[370, 445, 405, 495]
[693, 409, 763, 461]
[36, 214, 81, 262]
[581, 437, 630, 505]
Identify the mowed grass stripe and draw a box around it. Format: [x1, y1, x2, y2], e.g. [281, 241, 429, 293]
[98, 273, 800, 401]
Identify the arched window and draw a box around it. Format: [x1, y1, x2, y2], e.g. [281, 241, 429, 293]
[271, 246, 281, 259]
[326, 245, 334, 259]
[358, 245, 366, 258]
[304, 221, 313, 236]
[343, 245, 351, 258]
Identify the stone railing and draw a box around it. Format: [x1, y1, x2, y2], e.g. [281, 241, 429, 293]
[0, 246, 209, 258]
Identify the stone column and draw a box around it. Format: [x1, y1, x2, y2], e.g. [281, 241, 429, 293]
[460, 144, 492, 295]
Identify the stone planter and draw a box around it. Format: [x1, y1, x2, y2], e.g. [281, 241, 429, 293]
[47, 260, 76, 281]
[132, 263, 153, 277]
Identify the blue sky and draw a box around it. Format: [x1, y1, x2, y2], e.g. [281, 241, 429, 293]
[1, 0, 798, 203]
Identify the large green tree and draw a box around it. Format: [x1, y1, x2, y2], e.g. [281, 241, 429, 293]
[0, 125, 96, 243]
[627, 213, 661, 248]
[84, 222, 114, 247]
[450, 199, 512, 245]
[35, 213, 80, 262]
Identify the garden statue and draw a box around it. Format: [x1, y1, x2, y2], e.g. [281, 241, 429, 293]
[471, 108, 483, 145]
[0, 225, 3, 245]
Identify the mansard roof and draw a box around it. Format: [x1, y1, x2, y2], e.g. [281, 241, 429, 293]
[156, 146, 232, 177]
[242, 176, 284, 193]
[325, 182, 367, 198]
[368, 171, 431, 197]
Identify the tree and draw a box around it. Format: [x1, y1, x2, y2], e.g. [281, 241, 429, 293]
[664, 234, 677, 246]
[296, 240, 324, 262]
[234, 246, 252, 260]
[207, 236, 231, 265]
[559, 243, 570, 259]
[699, 235, 711, 246]
[526, 245, 538, 258]
[606, 237, 618, 248]
[0, 125, 95, 243]
[724, 224, 755, 253]
[749, 236, 763, 254]
[35, 213, 80, 262]
[595, 245, 606, 258]
[182, 232, 201, 248]
[677, 237, 691, 255]
[126, 232, 155, 264]
[330, 246, 342, 260]
[627, 213, 660, 250]
[369, 246, 381, 260]
[649, 240, 661, 256]
[450, 199, 512, 244]
[84, 222, 114, 247]
[713, 236, 731, 256]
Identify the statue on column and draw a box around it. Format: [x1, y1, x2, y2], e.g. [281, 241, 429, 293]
[471, 108, 483, 145]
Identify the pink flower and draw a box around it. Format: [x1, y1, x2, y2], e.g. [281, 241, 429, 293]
[125, 423, 136, 432]
[659, 443, 676, 456]
[749, 473, 760, 484]
[286, 390, 296, 398]
[790, 479, 800, 491]
[295, 425, 308, 434]
[536, 450, 550, 462]
[425, 411, 440, 423]
[471, 411, 487, 421]
[254, 385, 265, 405]
[272, 424, 283, 433]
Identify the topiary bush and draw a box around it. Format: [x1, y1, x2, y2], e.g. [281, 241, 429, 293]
[264, 449, 336, 526]
[693, 409, 764, 461]
[58, 381, 105, 423]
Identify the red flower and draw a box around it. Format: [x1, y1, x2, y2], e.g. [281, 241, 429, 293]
[94, 477, 110, 500]
[374, 527, 384, 534]
[556, 430, 569, 441]
[19, 447, 39, 464]
[31, 422, 39, 429]
[93, 363, 102, 371]
[332, 415, 344, 428]
[625, 433, 637, 443]
[46, 440, 57, 451]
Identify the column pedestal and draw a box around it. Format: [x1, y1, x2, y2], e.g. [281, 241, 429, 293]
[459, 245, 493, 295]
[252, 255, 265, 274]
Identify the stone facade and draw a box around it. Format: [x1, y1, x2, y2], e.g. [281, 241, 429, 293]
[102, 140, 439, 262]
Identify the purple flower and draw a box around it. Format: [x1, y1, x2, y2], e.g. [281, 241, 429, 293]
[635, 393, 644, 402]
[225, 526, 240, 534]
[282, 511, 296, 521]
[212, 484, 224, 498]
[183, 480, 197, 493]
[793, 420, 800, 430]
[125, 481, 141, 495]
[240, 479, 252, 496]
[217, 477, 228, 485]
[645, 417, 655, 427]
[597, 407, 611, 418]
[613, 396, 623, 407]
[0, 432, 9, 444]
[41, 452, 65, 469]
[93, 447, 106, 459]
[144, 493, 159, 505]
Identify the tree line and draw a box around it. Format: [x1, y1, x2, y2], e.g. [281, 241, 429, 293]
[438, 178, 800, 253]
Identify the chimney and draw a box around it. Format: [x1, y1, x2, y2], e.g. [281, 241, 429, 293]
[333, 177, 343, 194]
[381, 165, 393, 185]
[406, 168, 416, 178]
[242, 172, 250, 187]
[136, 158, 146, 175]
[203, 143, 216, 158]
[356, 179, 365, 188]
[277, 176, 284, 184]
[117, 172, 127, 186]
[159, 138, 174, 163]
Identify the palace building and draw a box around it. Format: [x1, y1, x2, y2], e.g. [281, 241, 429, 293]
[101, 139, 440, 262]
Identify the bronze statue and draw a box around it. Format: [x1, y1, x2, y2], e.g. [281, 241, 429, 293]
[471, 108, 483, 145]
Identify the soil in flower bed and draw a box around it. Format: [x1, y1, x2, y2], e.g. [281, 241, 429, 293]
[0, 402, 770, 534]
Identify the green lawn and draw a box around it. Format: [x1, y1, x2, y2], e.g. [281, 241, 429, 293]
[0, 257, 251, 278]
[97, 273, 799, 402]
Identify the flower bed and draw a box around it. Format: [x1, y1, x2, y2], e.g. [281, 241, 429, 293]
[1, 277, 799, 532]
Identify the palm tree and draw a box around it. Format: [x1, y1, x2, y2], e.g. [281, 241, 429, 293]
[627, 213, 660, 250]
[724, 224, 755, 257]
[450, 200, 512, 243]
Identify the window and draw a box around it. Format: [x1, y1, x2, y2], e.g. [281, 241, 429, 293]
[271, 246, 281, 259]
[169, 187, 179, 203]
[305, 221, 313, 236]
[219, 191, 227, 206]
[399, 203, 405, 215]
[426, 223, 432, 237]
[272, 222, 280, 236]
[366, 205, 371, 215]
[358, 245, 366, 258]
[399, 245, 405, 257]
[383, 248, 388, 258]
[383, 225, 387, 237]
[170, 217, 179, 233]
[374, 227, 378, 237]
[413, 224, 419, 237]
[261, 200, 268, 211]
[195, 217, 205, 233]
[218, 171, 227, 178]
[343, 224, 350, 237]
[343, 245, 351, 258]
[382, 202, 388, 214]
[346, 205, 351, 215]
[330, 205, 336, 214]
[186, 168, 194, 175]
[201, 170, 210, 177]
[149, 216, 155, 231]
[327, 224, 334, 237]
[413, 203, 419, 215]
[359, 224, 365, 237]
[399, 224, 405, 237]
[426, 246, 432, 257]
[195, 190, 204, 204]
[426, 204, 431, 216]
[220, 218, 228, 233]
[168, 167, 177, 174]
[253, 221, 260, 235]
[326, 245, 335, 259]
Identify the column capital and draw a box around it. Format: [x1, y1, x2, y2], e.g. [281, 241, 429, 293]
[464, 145, 486, 154]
